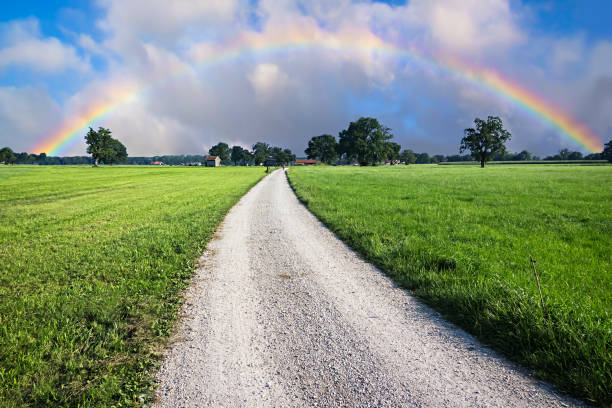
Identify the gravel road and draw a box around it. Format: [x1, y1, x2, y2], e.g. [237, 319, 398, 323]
[154, 169, 581, 407]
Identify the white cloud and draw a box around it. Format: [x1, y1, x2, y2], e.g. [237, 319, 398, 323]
[3, 0, 610, 157]
[0, 86, 62, 152]
[0, 18, 90, 73]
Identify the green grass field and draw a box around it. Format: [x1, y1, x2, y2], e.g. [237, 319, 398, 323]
[0, 165, 266, 407]
[288, 164, 611, 405]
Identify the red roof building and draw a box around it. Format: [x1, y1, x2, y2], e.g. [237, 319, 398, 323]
[295, 159, 317, 165]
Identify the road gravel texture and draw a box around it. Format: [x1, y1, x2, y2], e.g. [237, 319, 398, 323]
[154, 170, 581, 407]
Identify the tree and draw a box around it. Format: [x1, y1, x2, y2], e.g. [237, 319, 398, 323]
[416, 152, 430, 164]
[568, 151, 583, 160]
[0, 147, 16, 164]
[460, 116, 511, 168]
[557, 148, 570, 160]
[108, 139, 127, 164]
[242, 149, 253, 166]
[385, 142, 401, 163]
[85, 127, 113, 166]
[85, 127, 127, 166]
[338, 117, 394, 165]
[270, 147, 295, 165]
[514, 150, 532, 161]
[252, 142, 271, 165]
[400, 149, 417, 164]
[305, 134, 338, 164]
[603, 140, 612, 163]
[209, 142, 230, 163]
[231, 146, 244, 165]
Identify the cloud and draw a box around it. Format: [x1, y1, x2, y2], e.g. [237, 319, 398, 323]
[0, 86, 62, 152]
[0, 18, 90, 74]
[2, 0, 609, 157]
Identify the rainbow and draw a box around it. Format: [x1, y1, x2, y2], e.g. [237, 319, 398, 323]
[32, 32, 603, 155]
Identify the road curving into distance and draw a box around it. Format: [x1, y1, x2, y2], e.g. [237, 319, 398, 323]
[154, 169, 581, 407]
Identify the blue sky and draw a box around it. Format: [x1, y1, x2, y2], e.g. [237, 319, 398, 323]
[0, 1, 610, 156]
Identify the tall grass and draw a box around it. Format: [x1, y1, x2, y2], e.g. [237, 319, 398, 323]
[0, 166, 265, 407]
[288, 164, 611, 406]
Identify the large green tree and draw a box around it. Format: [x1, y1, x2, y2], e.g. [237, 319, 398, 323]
[252, 142, 271, 165]
[0, 147, 16, 165]
[460, 116, 511, 168]
[85, 127, 113, 166]
[603, 139, 612, 163]
[209, 142, 230, 163]
[106, 139, 127, 164]
[231, 146, 244, 165]
[85, 127, 127, 166]
[338, 117, 394, 165]
[305, 134, 338, 164]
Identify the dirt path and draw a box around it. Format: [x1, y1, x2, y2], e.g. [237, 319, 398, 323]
[154, 170, 580, 407]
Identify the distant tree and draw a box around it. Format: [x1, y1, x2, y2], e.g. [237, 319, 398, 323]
[252, 142, 271, 165]
[242, 149, 253, 166]
[416, 152, 430, 164]
[305, 134, 338, 164]
[603, 140, 612, 163]
[432, 154, 446, 163]
[568, 151, 583, 160]
[584, 152, 602, 160]
[514, 150, 532, 161]
[209, 142, 230, 163]
[558, 148, 571, 160]
[0, 147, 16, 164]
[270, 147, 295, 165]
[460, 116, 511, 168]
[400, 149, 417, 164]
[231, 146, 245, 165]
[338, 117, 394, 165]
[385, 142, 401, 164]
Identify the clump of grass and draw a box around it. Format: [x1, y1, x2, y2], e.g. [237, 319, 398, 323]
[288, 164, 611, 406]
[0, 165, 265, 407]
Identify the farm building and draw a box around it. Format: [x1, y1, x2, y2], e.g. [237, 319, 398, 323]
[295, 159, 317, 165]
[151, 161, 164, 165]
[206, 156, 221, 167]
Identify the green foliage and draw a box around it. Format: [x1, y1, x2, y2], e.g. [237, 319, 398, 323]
[85, 127, 127, 166]
[603, 140, 612, 163]
[0, 166, 265, 407]
[288, 165, 611, 405]
[0, 147, 16, 165]
[338, 117, 395, 165]
[460, 116, 511, 167]
[231, 145, 245, 165]
[400, 149, 417, 164]
[208, 142, 230, 163]
[270, 147, 295, 165]
[305, 134, 338, 164]
[252, 142, 271, 165]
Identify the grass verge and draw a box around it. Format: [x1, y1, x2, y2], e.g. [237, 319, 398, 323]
[0, 165, 266, 407]
[287, 164, 611, 406]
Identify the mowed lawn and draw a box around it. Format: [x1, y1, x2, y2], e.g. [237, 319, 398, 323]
[0, 166, 265, 407]
[288, 165, 611, 405]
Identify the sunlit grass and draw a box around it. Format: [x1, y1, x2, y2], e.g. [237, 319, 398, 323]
[0, 165, 266, 407]
[288, 164, 611, 405]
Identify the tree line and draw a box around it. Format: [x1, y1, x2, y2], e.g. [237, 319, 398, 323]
[2, 119, 612, 166]
[304, 116, 612, 167]
[208, 142, 296, 166]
